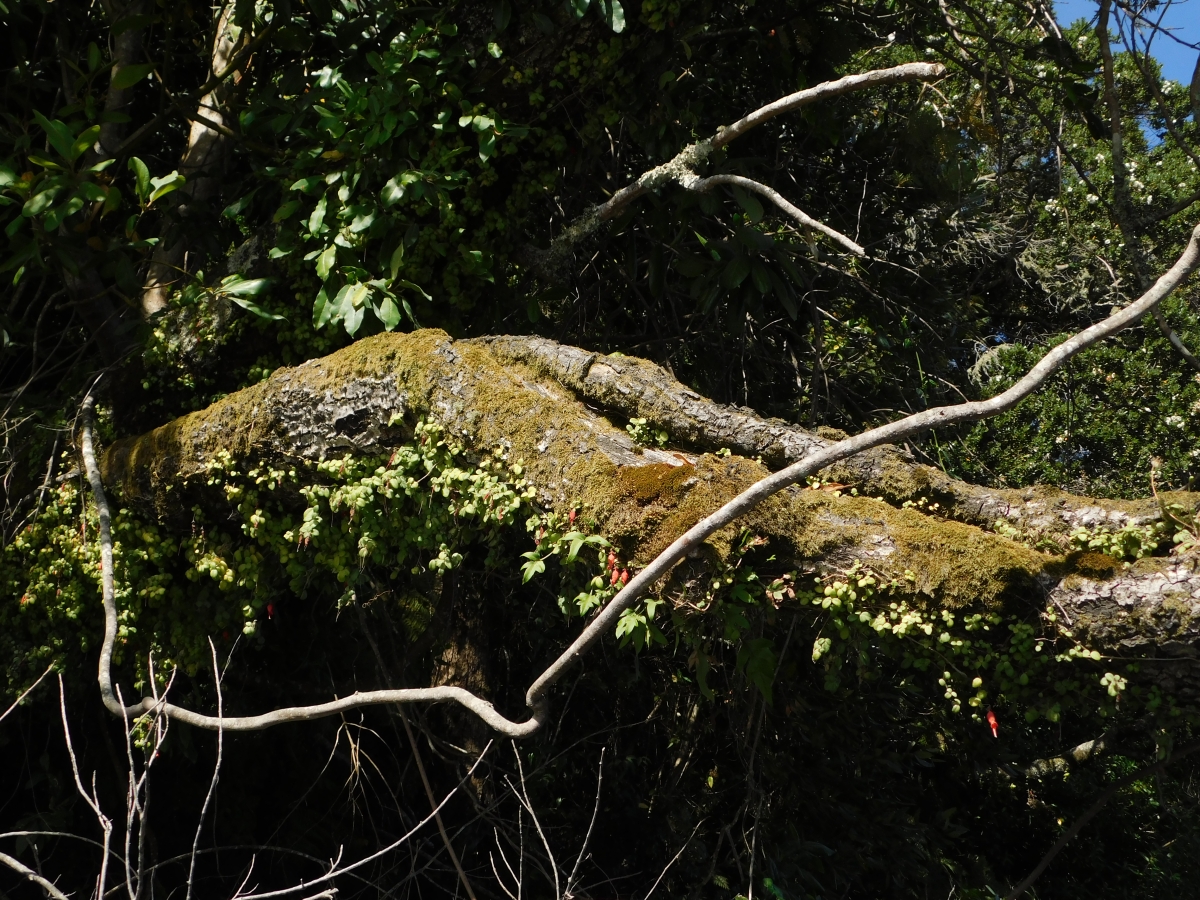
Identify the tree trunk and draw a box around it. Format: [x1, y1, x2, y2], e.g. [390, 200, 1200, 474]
[100, 330, 1200, 699]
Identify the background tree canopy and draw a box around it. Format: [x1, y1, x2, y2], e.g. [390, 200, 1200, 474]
[3, 0, 1200, 897]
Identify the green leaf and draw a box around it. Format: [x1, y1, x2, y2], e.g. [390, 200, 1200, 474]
[313, 287, 332, 328]
[487, 41, 503, 58]
[521, 554, 546, 583]
[148, 172, 185, 203]
[600, 0, 625, 32]
[87, 42, 103, 72]
[112, 13, 158, 37]
[737, 638, 778, 704]
[110, 62, 156, 91]
[732, 186, 764, 223]
[128, 157, 150, 202]
[568, 0, 590, 18]
[395, 279, 432, 301]
[349, 210, 376, 233]
[376, 296, 401, 330]
[27, 156, 63, 171]
[494, 0, 512, 30]
[232, 297, 285, 320]
[720, 256, 751, 289]
[307, 194, 328, 233]
[219, 275, 271, 296]
[273, 199, 301, 222]
[87, 158, 117, 174]
[343, 303, 365, 336]
[76, 182, 107, 203]
[289, 176, 324, 193]
[343, 281, 370, 311]
[478, 132, 496, 162]
[532, 12, 555, 33]
[0, 162, 16, 187]
[70, 125, 101, 162]
[315, 244, 337, 280]
[23, 187, 63, 218]
[32, 112, 77, 162]
[43, 195, 85, 231]
[102, 186, 123, 215]
[389, 243, 405, 282]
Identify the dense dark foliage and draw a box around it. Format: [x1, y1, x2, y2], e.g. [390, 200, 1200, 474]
[3, 0, 1200, 896]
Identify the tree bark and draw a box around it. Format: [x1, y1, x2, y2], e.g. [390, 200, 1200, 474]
[99, 331, 1200, 698]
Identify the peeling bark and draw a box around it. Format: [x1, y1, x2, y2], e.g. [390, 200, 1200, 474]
[100, 331, 1200, 697]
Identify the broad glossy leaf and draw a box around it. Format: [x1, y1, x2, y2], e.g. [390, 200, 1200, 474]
[148, 172, 185, 203]
[315, 244, 337, 280]
[32, 112, 76, 162]
[376, 296, 401, 330]
[110, 62, 156, 90]
[232, 297, 286, 320]
[313, 286, 332, 327]
[307, 194, 328, 234]
[76, 182, 107, 203]
[273, 200, 301, 222]
[70, 125, 101, 162]
[23, 186, 63, 218]
[220, 275, 272, 296]
[128, 157, 150, 202]
[343, 303, 365, 336]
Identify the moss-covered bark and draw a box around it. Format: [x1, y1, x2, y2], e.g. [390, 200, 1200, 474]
[100, 330, 1200, 695]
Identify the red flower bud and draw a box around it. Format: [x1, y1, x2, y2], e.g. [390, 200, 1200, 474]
[569, 508, 576, 524]
[267, 603, 275, 619]
[610, 568, 620, 586]
[607, 551, 617, 571]
[986, 708, 999, 738]
[619, 569, 629, 586]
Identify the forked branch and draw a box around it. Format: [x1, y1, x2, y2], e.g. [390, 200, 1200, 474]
[535, 61, 942, 272]
[80, 222, 1200, 737]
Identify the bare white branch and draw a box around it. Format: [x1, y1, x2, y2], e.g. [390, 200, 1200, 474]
[0, 851, 72, 900]
[691, 174, 866, 256]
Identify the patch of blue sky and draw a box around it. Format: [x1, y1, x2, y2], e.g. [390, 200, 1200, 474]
[1053, 0, 1199, 87]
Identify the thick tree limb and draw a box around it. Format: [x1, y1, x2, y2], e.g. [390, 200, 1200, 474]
[88, 223, 1200, 735]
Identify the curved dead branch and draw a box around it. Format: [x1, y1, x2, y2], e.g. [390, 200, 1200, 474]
[534, 62, 943, 273]
[82, 223, 1200, 736]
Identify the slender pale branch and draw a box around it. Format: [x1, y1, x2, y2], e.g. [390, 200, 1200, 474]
[711, 63, 945, 149]
[523, 221, 1200, 711]
[0, 852, 71, 900]
[692, 174, 866, 256]
[536, 62, 943, 272]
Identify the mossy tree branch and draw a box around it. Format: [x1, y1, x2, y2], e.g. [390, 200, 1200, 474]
[84, 222, 1200, 735]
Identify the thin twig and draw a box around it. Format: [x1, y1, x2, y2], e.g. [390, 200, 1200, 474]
[565, 748, 605, 898]
[0, 664, 54, 726]
[643, 819, 705, 900]
[186, 639, 226, 900]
